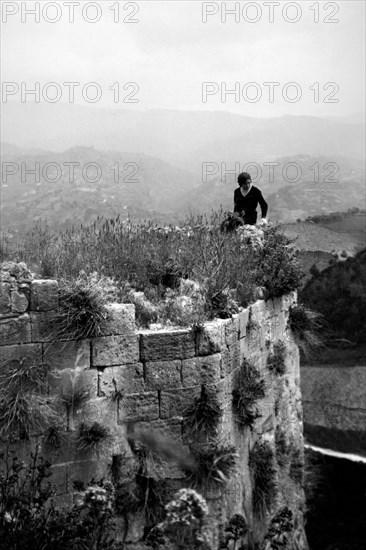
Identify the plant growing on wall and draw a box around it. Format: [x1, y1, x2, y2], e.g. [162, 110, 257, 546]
[219, 513, 249, 549]
[289, 449, 304, 485]
[0, 360, 58, 440]
[267, 341, 287, 376]
[186, 445, 237, 491]
[0, 446, 121, 550]
[57, 377, 91, 431]
[232, 359, 266, 430]
[275, 426, 292, 468]
[162, 488, 210, 549]
[263, 506, 294, 550]
[183, 385, 222, 439]
[249, 440, 278, 519]
[254, 227, 304, 299]
[54, 272, 114, 340]
[288, 304, 324, 358]
[77, 421, 111, 451]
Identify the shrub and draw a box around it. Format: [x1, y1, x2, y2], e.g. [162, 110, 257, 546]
[288, 304, 324, 358]
[2, 213, 303, 326]
[267, 341, 287, 375]
[249, 440, 277, 519]
[0, 447, 121, 550]
[255, 226, 304, 299]
[232, 360, 266, 430]
[183, 385, 222, 439]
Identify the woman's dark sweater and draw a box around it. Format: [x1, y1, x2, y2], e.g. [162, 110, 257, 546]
[234, 185, 268, 224]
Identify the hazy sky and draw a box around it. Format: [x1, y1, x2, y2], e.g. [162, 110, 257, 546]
[1, 0, 365, 117]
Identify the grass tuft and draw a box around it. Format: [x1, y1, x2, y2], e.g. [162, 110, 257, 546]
[54, 272, 111, 340]
[267, 340, 287, 375]
[183, 385, 222, 438]
[249, 440, 278, 519]
[77, 421, 111, 451]
[0, 361, 56, 440]
[232, 359, 266, 430]
[186, 445, 237, 490]
[288, 304, 324, 358]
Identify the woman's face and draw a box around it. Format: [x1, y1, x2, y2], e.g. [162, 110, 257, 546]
[241, 179, 251, 191]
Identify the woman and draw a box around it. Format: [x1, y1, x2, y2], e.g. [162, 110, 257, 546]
[234, 172, 268, 225]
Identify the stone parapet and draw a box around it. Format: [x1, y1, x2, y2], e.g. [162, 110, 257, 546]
[0, 265, 308, 549]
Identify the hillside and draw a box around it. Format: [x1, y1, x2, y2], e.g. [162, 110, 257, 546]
[0, 146, 197, 232]
[299, 249, 366, 365]
[280, 222, 360, 254]
[304, 211, 366, 251]
[2, 103, 365, 176]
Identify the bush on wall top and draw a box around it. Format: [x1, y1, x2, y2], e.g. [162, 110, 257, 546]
[1, 212, 304, 326]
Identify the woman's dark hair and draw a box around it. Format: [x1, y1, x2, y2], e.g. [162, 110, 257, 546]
[238, 172, 251, 186]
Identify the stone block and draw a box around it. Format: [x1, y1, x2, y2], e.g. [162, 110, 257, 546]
[238, 308, 249, 338]
[0, 314, 31, 345]
[275, 311, 288, 340]
[52, 459, 110, 493]
[0, 342, 42, 369]
[145, 360, 182, 390]
[44, 340, 90, 371]
[136, 417, 183, 444]
[0, 261, 32, 282]
[30, 312, 61, 342]
[48, 368, 98, 430]
[249, 300, 267, 326]
[247, 323, 263, 353]
[92, 334, 139, 367]
[99, 363, 145, 397]
[195, 320, 225, 356]
[120, 392, 159, 422]
[129, 418, 187, 479]
[182, 354, 221, 387]
[0, 283, 11, 314]
[225, 316, 240, 347]
[160, 386, 201, 419]
[11, 290, 28, 314]
[140, 329, 196, 362]
[101, 303, 136, 336]
[30, 280, 59, 311]
[281, 291, 297, 312]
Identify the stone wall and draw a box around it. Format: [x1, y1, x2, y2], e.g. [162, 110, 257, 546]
[0, 262, 308, 549]
[301, 365, 366, 457]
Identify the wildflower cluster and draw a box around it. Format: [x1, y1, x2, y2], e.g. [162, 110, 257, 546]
[82, 482, 115, 511]
[164, 488, 209, 527]
[264, 507, 294, 549]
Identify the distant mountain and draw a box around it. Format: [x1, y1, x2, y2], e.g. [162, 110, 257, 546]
[2, 145, 364, 233]
[2, 103, 365, 177]
[0, 146, 197, 232]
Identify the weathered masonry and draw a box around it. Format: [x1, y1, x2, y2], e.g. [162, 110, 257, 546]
[0, 262, 308, 549]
